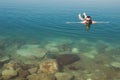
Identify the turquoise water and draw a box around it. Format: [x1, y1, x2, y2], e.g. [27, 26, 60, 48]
[0, 1, 120, 80]
[0, 4, 120, 43]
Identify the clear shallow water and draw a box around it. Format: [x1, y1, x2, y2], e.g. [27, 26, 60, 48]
[0, 2, 120, 80]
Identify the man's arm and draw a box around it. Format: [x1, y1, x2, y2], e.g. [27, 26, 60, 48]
[81, 21, 86, 24]
[92, 21, 96, 24]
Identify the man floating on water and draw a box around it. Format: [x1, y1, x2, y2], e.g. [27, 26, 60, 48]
[66, 12, 109, 31]
[78, 12, 96, 30]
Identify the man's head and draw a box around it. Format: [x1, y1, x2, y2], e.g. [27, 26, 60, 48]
[86, 16, 91, 21]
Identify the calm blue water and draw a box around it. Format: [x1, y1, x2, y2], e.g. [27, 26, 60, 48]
[0, 2, 120, 79]
[0, 3, 120, 44]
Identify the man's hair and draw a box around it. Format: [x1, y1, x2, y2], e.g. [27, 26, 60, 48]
[87, 16, 91, 18]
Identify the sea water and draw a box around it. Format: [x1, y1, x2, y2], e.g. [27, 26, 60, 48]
[0, 1, 120, 53]
[0, 4, 120, 42]
[0, 0, 120, 73]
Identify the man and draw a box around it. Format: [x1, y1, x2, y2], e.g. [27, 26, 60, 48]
[78, 13, 96, 30]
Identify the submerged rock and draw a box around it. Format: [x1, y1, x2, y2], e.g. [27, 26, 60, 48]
[39, 59, 59, 74]
[18, 70, 29, 78]
[45, 43, 60, 53]
[2, 69, 17, 80]
[16, 44, 47, 59]
[0, 56, 10, 63]
[55, 72, 74, 80]
[110, 62, 120, 69]
[4, 62, 16, 70]
[71, 48, 79, 54]
[28, 67, 38, 74]
[56, 54, 80, 66]
[27, 73, 55, 80]
[14, 77, 26, 80]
